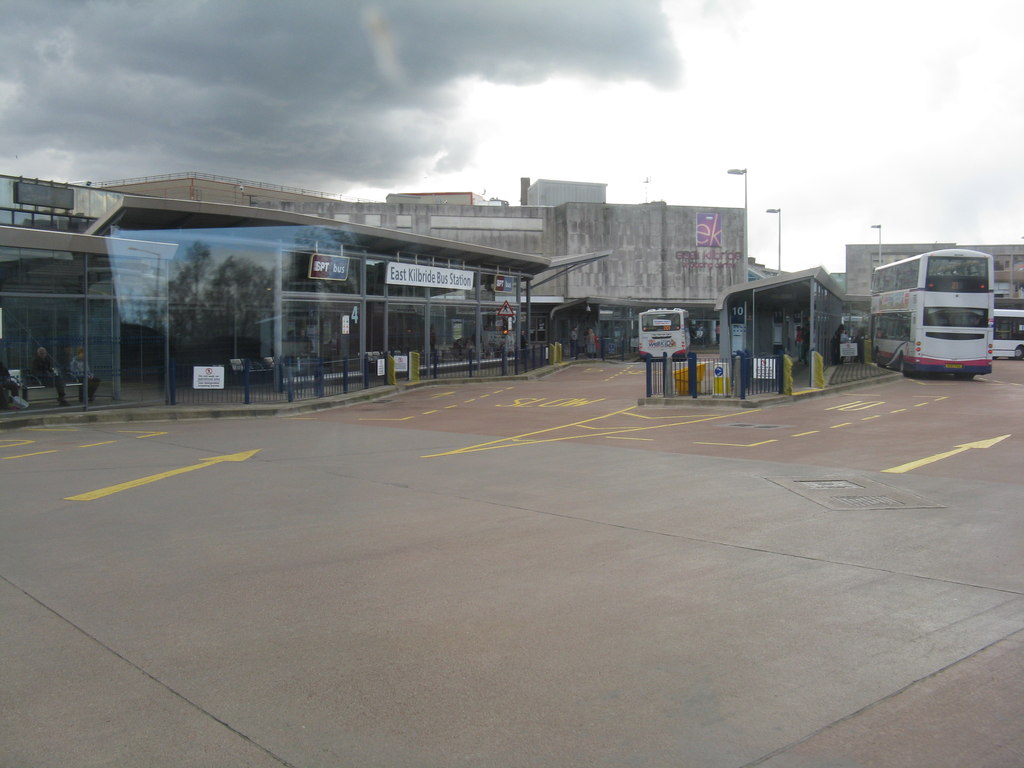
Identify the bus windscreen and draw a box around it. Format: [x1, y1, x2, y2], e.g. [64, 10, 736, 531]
[925, 256, 989, 291]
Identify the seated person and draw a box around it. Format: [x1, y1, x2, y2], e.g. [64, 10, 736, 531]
[30, 346, 69, 406]
[69, 347, 100, 402]
[0, 359, 20, 409]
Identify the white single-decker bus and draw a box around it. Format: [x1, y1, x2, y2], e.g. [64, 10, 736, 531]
[638, 308, 689, 360]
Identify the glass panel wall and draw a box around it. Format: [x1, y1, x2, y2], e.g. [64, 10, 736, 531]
[2, 224, 535, 411]
[387, 303, 425, 354]
[429, 303, 478, 358]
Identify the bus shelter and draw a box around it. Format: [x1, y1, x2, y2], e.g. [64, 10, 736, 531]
[715, 267, 846, 384]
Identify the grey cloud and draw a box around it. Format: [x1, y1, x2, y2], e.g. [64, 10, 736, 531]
[1, 0, 681, 190]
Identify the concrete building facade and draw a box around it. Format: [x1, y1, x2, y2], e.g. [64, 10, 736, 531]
[846, 240, 1024, 304]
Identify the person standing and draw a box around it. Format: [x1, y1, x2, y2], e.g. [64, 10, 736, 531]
[30, 346, 69, 406]
[831, 325, 846, 366]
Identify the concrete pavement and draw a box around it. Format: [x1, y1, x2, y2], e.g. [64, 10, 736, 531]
[1, 361, 1021, 767]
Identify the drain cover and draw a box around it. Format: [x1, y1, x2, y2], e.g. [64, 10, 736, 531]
[797, 480, 861, 490]
[768, 476, 944, 511]
[834, 495, 902, 508]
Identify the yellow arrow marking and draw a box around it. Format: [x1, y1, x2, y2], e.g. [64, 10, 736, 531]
[882, 435, 1011, 474]
[65, 450, 261, 501]
[117, 430, 168, 439]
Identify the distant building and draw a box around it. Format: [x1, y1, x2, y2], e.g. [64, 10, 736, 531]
[525, 178, 607, 206]
[386, 191, 509, 206]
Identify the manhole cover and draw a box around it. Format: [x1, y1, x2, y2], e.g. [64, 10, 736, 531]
[768, 476, 944, 511]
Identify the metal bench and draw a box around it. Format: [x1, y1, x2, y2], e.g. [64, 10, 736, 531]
[9, 368, 82, 403]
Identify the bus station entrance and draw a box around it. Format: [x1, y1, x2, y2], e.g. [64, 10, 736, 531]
[716, 268, 846, 387]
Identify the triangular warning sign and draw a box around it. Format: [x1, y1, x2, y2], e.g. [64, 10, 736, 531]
[497, 300, 516, 316]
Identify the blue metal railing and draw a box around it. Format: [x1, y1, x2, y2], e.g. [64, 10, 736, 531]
[168, 345, 554, 406]
[644, 351, 784, 400]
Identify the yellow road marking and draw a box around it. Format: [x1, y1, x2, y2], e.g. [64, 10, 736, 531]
[0, 439, 35, 448]
[826, 400, 885, 411]
[830, 422, 853, 429]
[66, 449, 261, 501]
[792, 431, 819, 437]
[423, 407, 744, 457]
[3, 450, 59, 460]
[79, 441, 117, 447]
[882, 435, 1011, 474]
[117, 430, 168, 439]
[890, 408, 907, 413]
[422, 409, 439, 415]
[861, 415, 882, 421]
[914, 402, 930, 407]
[359, 416, 416, 421]
[693, 439, 779, 447]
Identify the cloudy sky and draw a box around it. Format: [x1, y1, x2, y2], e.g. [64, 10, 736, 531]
[3, 0, 1022, 273]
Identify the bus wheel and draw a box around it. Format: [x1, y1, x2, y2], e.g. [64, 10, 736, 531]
[1015, 345, 1024, 360]
[896, 354, 909, 376]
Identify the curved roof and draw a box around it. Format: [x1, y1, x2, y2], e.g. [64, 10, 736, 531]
[88, 195, 552, 274]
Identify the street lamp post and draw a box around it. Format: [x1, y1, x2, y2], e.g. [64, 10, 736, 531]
[728, 168, 748, 265]
[766, 208, 781, 272]
[870, 224, 882, 267]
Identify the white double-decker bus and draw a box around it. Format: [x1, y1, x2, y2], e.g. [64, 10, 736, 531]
[993, 308, 1024, 360]
[638, 308, 689, 360]
[870, 248, 993, 379]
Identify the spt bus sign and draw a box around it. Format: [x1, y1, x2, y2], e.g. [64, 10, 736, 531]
[308, 253, 350, 281]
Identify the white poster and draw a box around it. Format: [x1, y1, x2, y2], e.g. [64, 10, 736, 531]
[193, 366, 225, 389]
